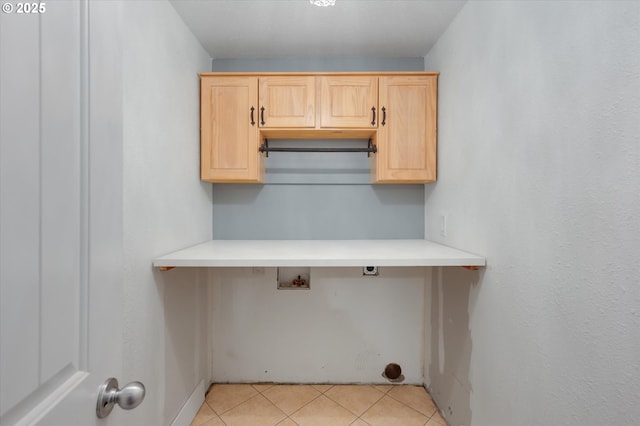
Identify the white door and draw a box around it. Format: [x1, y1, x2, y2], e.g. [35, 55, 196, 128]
[1, 1, 129, 424]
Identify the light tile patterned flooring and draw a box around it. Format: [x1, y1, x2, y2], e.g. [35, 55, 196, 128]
[190, 383, 448, 426]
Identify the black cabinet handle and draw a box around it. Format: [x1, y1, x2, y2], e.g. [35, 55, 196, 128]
[260, 106, 265, 126]
[381, 107, 386, 126]
[250, 106, 255, 126]
[371, 106, 376, 126]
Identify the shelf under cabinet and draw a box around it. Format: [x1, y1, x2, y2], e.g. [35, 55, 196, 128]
[152, 239, 485, 269]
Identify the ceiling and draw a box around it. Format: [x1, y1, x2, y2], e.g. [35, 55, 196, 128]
[169, 0, 466, 60]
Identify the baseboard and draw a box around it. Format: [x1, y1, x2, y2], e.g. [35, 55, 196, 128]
[170, 379, 205, 426]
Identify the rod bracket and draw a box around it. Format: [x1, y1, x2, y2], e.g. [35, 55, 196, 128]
[367, 138, 377, 157]
[260, 139, 269, 157]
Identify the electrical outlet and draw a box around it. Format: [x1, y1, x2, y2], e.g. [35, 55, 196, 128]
[363, 266, 378, 276]
[440, 213, 447, 237]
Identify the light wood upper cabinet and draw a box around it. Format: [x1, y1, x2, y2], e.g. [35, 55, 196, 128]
[200, 76, 262, 182]
[372, 75, 438, 183]
[319, 76, 378, 128]
[200, 72, 438, 184]
[258, 76, 315, 127]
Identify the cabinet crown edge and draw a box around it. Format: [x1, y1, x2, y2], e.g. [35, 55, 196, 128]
[199, 71, 439, 78]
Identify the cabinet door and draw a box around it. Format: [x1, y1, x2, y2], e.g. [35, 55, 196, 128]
[258, 76, 315, 127]
[374, 75, 437, 183]
[201, 76, 262, 182]
[320, 76, 378, 128]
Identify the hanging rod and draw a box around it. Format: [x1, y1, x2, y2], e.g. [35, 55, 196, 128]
[259, 139, 377, 157]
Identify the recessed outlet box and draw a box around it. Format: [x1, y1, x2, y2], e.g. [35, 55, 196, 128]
[363, 266, 378, 276]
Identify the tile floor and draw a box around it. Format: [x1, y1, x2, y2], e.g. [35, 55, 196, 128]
[190, 383, 448, 426]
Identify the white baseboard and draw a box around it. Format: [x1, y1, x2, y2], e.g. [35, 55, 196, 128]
[171, 379, 205, 426]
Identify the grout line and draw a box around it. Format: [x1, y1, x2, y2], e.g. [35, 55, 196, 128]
[286, 389, 325, 418]
[322, 385, 387, 419]
[205, 384, 259, 417]
[385, 387, 437, 418]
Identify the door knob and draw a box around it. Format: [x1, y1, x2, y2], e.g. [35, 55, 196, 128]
[96, 377, 146, 418]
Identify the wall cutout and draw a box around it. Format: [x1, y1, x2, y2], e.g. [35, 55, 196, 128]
[277, 267, 310, 290]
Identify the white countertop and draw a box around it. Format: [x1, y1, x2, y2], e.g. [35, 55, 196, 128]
[153, 239, 486, 268]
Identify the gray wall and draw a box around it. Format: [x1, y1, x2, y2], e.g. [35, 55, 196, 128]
[212, 57, 424, 72]
[211, 57, 427, 240]
[212, 184, 424, 240]
[423, 2, 640, 426]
